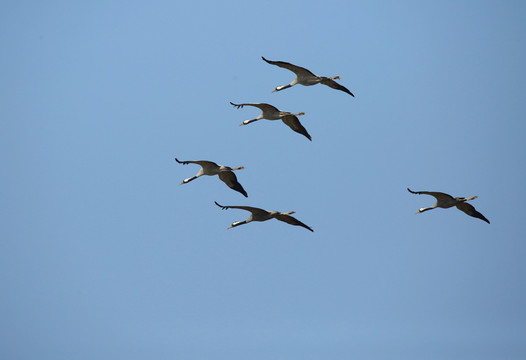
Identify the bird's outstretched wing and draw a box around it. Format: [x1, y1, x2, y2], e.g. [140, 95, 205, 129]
[175, 158, 218, 167]
[281, 115, 312, 141]
[214, 201, 267, 215]
[456, 202, 490, 223]
[407, 188, 454, 202]
[320, 78, 355, 97]
[230, 102, 279, 113]
[218, 171, 248, 197]
[261, 56, 316, 77]
[275, 214, 314, 232]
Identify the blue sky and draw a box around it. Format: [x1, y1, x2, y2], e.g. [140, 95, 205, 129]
[2, 1, 526, 359]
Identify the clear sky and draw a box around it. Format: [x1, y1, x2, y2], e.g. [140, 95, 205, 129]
[2, 1, 526, 359]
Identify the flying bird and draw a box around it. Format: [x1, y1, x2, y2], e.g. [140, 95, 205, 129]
[230, 102, 311, 141]
[214, 201, 313, 232]
[175, 158, 248, 197]
[261, 56, 354, 96]
[407, 188, 489, 223]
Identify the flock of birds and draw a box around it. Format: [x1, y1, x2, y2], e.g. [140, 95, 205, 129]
[176, 56, 490, 231]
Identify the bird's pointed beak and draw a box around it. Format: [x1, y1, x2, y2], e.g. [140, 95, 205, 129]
[179, 181, 185, 185]
[228, 225, 233, 229]
[272, 89, 278, 93]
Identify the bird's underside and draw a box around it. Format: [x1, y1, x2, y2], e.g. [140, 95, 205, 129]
[175, 158, 248, 197]
[407, 188, 489, 223]
[214, 201, 313, 232]
[261, 56, 354, 96]
[230, 101, 311, 140]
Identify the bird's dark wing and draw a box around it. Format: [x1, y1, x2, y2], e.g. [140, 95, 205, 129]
[261, 56, 316, 77]
[456, 202, 490, 223]
[214, 201, 266, 215]
[218, 171, 248, 197]
[230, 102, 279, 113]
[275, 214, 314, 232]
[407, 188, 454, 202]
[320, 78, 354, 96]
[175, 158, 218, 167]
[281, 115, 312, 141]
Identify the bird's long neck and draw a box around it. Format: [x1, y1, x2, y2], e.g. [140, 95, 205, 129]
[241, 119, 259, 125]
[273, 84, 292, 92]
[282, 211, 295, 215]
[231, 166, 244, 171]
[228, 220, 247, 229]
[294, 112, 305, 116]
[418, 206, 435, 213]
[181, 175, 198, 184]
